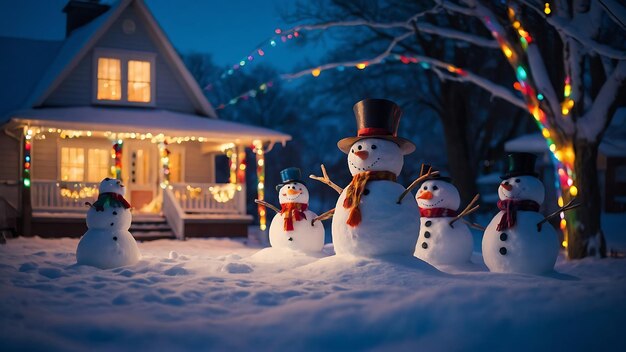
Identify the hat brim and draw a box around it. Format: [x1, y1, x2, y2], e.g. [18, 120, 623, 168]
[337, 136, 415, 155]
[275, 180, 305, 191]
[500, 172, 539, 180]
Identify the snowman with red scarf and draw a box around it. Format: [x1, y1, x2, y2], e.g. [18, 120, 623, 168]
[482, 153, 559, 274]
[267, 167, 325, 253]
[414, 172, 474, 266]
[321, 99, 421, 257]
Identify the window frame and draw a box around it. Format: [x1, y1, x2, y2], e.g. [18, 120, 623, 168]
[58, 139, 113, 183]
[92, 48, 156, 107]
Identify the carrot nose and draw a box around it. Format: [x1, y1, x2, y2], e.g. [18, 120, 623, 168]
[501, 183, 513, 191]
[287, 189, 301, 196]
[418, 190, 433, 200]
[354, 150, 369, 160]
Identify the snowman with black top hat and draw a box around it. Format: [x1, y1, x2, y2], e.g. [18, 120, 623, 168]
[261, 167, 325, 253]
[482, 152, 561, 274]
[311, 99, 437, 257]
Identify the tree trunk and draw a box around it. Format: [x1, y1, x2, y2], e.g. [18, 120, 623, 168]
[567, 138, 606, 259]
[439, 81, 478, 205]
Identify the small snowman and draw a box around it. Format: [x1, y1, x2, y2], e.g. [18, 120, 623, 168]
[414, 167, 477, 266]
[312, 99, 435, 257]
[260, 168, 325, 253]
[482, 153, 559, 275]
[76, 178, 140, 269]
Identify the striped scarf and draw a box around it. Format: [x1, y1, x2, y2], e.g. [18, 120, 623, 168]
[343, 171, 397, 227]
[496, 199, 540, 231]
[280, 202, 308, 231]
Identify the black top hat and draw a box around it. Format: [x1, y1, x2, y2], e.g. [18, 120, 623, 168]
[276, 167, 304, 190]
[501, 152, 539, 179]
[337, 98, 416, 155]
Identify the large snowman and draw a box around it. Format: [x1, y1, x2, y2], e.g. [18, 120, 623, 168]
[414, 175, 473, 265]
[482, 153, 559, 274]
[76, 178, 141, 269]
[329, 98, 419, 257]
[268, 168, 325, 253]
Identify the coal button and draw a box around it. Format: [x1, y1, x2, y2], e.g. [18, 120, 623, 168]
[499, 247, 507, 255]
[500, 233, 508, 241]
[422, 242, 428, 249]
[424, 231, 431, 238]
[363, 189, 370, 195]
[425, 221, 432, 227]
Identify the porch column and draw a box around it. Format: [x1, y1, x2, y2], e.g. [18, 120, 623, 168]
[21, 128, 32, 236]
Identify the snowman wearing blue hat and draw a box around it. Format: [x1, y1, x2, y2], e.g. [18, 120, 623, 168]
[257, 167, 325, 253]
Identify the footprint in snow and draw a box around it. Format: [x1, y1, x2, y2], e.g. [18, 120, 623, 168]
[222, 263, 253, 274]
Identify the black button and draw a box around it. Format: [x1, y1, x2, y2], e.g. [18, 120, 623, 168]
[500, 233, 507, 241]
[422, 242, 428, 249]
[363, 189, 370, 195]
[425, 221, 432, 227]
[499, 247, 507, 255]
[113, 236, 117, 241]
[424, 231, 431, 238]
[112, 211, 117, 215]
[288, 237, 293, 241]
[110, 222, 114, 226]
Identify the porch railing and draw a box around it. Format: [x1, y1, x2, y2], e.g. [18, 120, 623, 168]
[31, 180, 99, 211]
[171, 183, 246, 215]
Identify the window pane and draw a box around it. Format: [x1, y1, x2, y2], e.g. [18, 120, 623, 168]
[97, 57, 121, 100]
[87, 149, 110, 182]
[61, 147, 84, 181]
[128, 60, 151, 102]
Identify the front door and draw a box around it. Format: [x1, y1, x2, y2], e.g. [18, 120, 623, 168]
[123, 140, 157, 212]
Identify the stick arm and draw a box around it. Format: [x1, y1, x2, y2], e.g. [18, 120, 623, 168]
[309, 164, 343, 194]
[254, 199, 281, 214]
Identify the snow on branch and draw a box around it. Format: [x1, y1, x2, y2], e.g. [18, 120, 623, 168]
[417, 23, 498, 48]
[579, 60, 626, 140]
[599, 0, 626, 31]
[515, 0, 626, 60]
[282, 49, 526, 110]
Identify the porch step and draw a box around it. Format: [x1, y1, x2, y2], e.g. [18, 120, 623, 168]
[130, 215, 175, 241]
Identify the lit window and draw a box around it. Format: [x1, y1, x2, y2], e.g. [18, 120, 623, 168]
[168, 150, 182, 183]
[97, 58, 121, 100]
[61, 148, 85, 181]
[128, 60, 151, 102]
[87, 149, 110, 182]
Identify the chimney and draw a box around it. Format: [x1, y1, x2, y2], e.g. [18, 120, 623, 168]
[63, 0, 111, 37]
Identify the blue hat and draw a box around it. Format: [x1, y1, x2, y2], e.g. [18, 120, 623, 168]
[276, 167, 304, 190]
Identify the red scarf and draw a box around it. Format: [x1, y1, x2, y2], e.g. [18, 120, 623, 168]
[419, 208, 458, 218]
[497, 199, 540, 231]
[343, 171, 397, 227]
[280, 203, 308, 231]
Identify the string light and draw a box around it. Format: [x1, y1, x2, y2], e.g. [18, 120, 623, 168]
[112, 141, 123, 180]
[23, 128, 32, 188]
[544, 3, 552, 15]
[252, 140, 266, 230]
[159, 141, 171, 189]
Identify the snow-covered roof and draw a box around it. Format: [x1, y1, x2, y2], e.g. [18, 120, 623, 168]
[0, 0, 216, 120]
[6, 107, 291, 145]
[0, 37, 63, 118]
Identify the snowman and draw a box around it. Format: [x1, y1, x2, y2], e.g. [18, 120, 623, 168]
[414, 171, 475, 266]
[262, 168, 325, 253]
[482, 153, 559, 274]
[76, 177, 141, 269]
[313, 99, 430, 257]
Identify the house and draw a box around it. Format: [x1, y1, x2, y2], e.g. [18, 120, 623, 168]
[0, 0, 290, 240]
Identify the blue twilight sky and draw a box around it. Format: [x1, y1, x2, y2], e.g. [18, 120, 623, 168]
[0, 0, 324, 72]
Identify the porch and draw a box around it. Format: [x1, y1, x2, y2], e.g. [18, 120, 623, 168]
[5, 106, 290, 239]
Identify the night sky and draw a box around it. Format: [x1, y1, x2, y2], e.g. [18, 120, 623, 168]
[0, 0, 318, 71]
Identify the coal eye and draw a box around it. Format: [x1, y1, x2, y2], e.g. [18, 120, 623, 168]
[351, 149, 355, 153]
[433, 185, 439, 190]
[357, 145, 362, 150]
[515, 179, 521, 183]
[299, 188, 302, 190]
[423, 186, 428, 190]
[372, 145, 377, 150]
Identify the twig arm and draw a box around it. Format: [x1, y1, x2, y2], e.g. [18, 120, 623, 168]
[397, 169, 439, 204]
[309, 164, 343, 194]
[311, 208, 335, 226]
[462, 219, 486, 231]
[536, 199, 581, 231]
[449, 194, 480, 227]
[254, 199, 281, 214]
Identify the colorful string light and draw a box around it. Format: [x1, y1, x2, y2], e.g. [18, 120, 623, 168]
[159, 141, 171, 189]
[112, 140, 123, 180]
[23, 128, 32, 188]
[252, 140, 266, 231]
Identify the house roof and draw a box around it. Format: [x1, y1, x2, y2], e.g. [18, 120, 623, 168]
[505, 108, 626, 157]
[7, 107, 291, 145]
[2, 0, 216, 120]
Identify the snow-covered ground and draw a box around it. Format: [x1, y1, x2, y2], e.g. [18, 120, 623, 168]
[1, 214, 625, 351]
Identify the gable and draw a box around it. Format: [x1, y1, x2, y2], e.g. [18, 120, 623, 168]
[43, 2, 200, 115]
